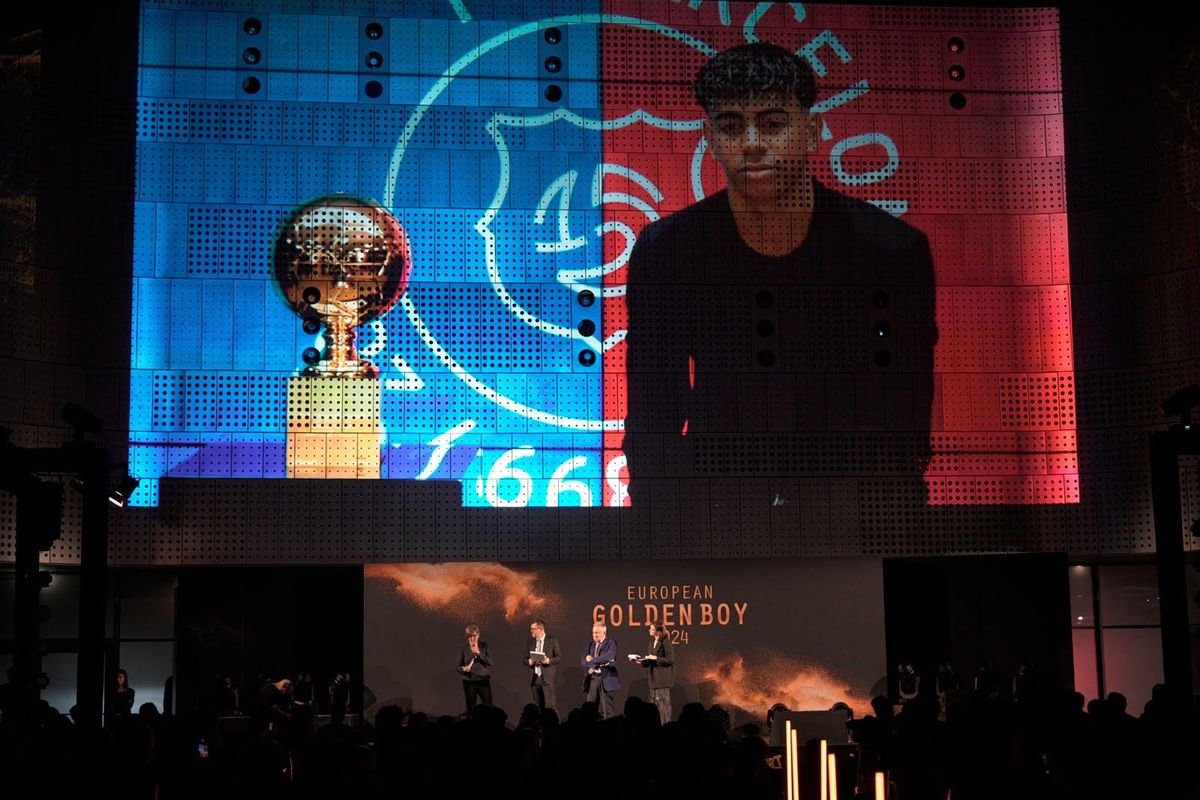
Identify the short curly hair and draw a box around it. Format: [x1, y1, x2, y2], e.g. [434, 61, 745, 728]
[694, 42, 818, 113]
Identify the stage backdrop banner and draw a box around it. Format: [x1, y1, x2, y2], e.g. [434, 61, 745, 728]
[363, 557, 883, 723]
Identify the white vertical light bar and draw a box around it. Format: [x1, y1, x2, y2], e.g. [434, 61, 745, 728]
[819, 739, 828, 800]
[785, 720, 794, 800]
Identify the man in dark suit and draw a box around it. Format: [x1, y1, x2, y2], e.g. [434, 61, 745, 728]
[582, 621, 620, 719]
[525, 619, 561, 712]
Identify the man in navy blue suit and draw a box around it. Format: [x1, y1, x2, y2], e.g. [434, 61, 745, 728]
[581, 621, 619, 719]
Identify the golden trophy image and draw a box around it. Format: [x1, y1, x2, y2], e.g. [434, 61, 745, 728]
[273, 194, 411, 478]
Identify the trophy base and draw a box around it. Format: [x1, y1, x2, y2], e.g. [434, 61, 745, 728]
[303, 360, 379, 379]
[286, 375, 383, 479]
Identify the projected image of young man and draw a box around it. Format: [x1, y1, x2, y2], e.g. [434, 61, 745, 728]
[622, 42, 938, 505]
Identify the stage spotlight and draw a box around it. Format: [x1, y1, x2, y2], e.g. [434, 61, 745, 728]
[974, 662, 999, 696]
[23, 479, 64, 550]
[294, 671, 315, 705]
[329, 672, 352, 711]
[896, 662, 920, 701]
[935, 662, 958, 693]
[61, 403, 104, 437]
[1012, 662, 1033, 701]
[1162, 384, 1200, 412]
[109, 475, 141, 507]
[1162, 385, 1200, 429]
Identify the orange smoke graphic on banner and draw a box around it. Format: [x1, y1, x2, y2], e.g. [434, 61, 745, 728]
[364, 562, 553, 621]
[699, 654, 872, 718]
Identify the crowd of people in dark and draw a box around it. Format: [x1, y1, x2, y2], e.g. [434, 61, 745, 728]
[1, 667, 1197, 799]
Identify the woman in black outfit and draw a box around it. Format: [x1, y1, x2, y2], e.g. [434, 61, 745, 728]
[457, 623, 493, 714]
[107, 668, 136, 724]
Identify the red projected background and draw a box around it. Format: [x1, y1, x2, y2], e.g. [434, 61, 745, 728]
[599, 3, 1076, 506]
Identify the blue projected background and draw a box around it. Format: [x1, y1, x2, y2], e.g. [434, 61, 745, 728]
[132, 4, 611, 507]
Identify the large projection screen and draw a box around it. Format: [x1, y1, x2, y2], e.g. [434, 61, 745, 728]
[130, 2, 1076, 512]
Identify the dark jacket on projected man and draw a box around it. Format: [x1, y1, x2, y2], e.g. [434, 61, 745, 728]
[622, 181, 938, 504]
